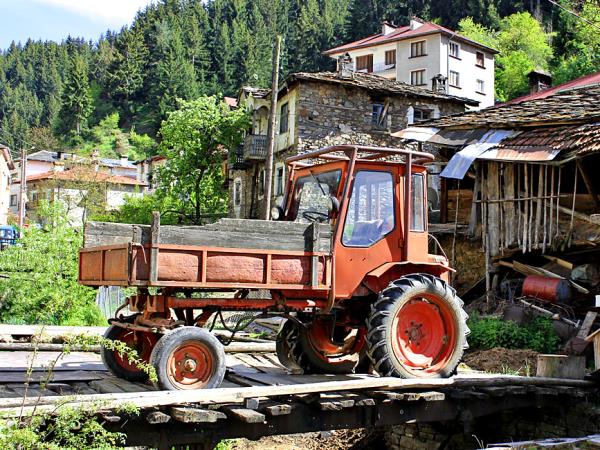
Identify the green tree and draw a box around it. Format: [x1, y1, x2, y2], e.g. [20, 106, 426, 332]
[0, 202, 104, 326]
[58, 53, 93, 135]
[157, 96, 249, 224]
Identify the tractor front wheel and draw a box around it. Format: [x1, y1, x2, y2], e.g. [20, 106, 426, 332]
[150, 327, 226, 390]
[366, 273, 469, 378]
[276, 318, 366, 374]
[101, 325, 158, 382]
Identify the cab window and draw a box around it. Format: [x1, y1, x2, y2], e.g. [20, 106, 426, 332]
[343, 171, 395, 247]
[289, 170, 342, 223]
[411, 173, 426, 232]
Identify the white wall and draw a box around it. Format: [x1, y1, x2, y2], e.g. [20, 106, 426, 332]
[345, 43, 397, 79]
[440, 36, 495, 108]
[0, 155, 11, 225]
[397, 34, 443, 87]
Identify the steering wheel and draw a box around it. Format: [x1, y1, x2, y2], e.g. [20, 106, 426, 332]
[302, 210, 330, 223]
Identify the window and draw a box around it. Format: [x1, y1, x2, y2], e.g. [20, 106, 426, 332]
[410, 69, 426, 86]
[279, 102, 289, 134]
[476, 51, 485, 67]
[9, 194, 17, 207]
[449, 70, 460, 87]
[356, 54, 373, 72]
[413, 108, 431, 122]
[411, 173, 426, 232]
[385, 49, 396, 66]
[410, 40, 426, 57]
[289, 170, 342, 222]
[343, 171, 395, 247]
[234, 179, 242, 206]
[476, 79, 485, 94]
[258, 169, 265, 197]
[449, 42, 460, 59]
[372, 103, 386, 128]
[274, 164, 285, 196]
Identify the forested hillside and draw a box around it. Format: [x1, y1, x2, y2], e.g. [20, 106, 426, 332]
[0, 0, 598, 153]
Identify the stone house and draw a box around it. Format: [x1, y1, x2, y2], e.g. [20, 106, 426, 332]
[230, 70, 477, 219]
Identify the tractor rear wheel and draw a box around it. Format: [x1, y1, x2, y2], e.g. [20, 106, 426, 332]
[150, 327, 226, 390]
[276, 318, 366, 374]
[366, 273, 468, 378]
[101, 325, 158, 382]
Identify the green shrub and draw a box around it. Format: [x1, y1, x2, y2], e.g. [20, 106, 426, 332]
[467, 316, 560, 353]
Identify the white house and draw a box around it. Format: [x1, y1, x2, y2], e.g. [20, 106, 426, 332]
[0, 145, 14, 225]
[324, 18, 497, 108]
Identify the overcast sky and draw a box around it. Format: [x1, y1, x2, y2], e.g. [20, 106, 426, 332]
[0, 0, 155, 48]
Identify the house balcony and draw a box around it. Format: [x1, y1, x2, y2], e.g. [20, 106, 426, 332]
[356, 62, 396, 75]
[233, 134, 268, 169]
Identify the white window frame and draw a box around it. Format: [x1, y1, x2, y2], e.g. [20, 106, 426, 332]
[410, 69, 427, 86]
[410, 40, 427, 58]
[449, 42, 460, 59]
[476, 51, 486, 68]
[476, 79, 485, 94]
[233, 177, 242, 207]
[449, 70, 460, 88]
[274, 162, 285, 197]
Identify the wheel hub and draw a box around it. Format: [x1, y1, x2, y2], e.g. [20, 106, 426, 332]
[168, 341, 214, 389]
[183, 356, 198, 372]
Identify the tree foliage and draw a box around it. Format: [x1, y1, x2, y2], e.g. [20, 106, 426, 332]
[0, 202, 104, 326]
[155, 96, 249, 224]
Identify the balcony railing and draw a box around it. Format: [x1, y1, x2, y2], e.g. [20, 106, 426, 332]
[356, 62, 396, 74]
[243, 134, 268, 160]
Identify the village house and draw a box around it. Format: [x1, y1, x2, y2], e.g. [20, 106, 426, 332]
[0, 145, 14, 225]
[323, 18, 497, 108]
[9, 150, 142, 225]
[396, 82, 600, 298]
[230, 70, 477, 219]
[134, 155, 167, 193]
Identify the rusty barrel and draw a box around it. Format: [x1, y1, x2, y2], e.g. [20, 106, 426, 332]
[522, 275, 572, 304]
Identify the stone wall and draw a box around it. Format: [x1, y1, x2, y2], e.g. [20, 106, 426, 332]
[384, 403, 600, 450]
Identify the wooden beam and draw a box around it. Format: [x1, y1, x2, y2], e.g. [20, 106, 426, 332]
[150, 211, 160, 283]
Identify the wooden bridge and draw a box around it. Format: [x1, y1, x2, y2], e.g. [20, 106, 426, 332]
[0, 325, 597, 449]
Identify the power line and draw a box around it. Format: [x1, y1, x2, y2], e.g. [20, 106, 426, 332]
[544, 0, 600, 32]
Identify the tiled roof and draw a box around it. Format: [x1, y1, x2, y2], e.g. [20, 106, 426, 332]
[502, 71, 600, 105]
[241, 86, 271, 99]
[285, 71, 479, 106]
[419, 85, 600, 129]
[224, 96, 238, 108]
[99, 157, 136, 169]
[25, 167, 145, 186]
[27, 150, 79, 163]
[324, 21, 498, 55]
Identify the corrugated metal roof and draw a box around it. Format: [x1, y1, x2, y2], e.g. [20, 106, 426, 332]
[441, 130, 519, 179]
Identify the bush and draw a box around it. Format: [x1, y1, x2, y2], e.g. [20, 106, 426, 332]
[0, 202, 104, 326]
[467, 316, 560, 353]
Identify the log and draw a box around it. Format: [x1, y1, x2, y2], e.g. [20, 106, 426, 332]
[221, 405, 266, 423]
[171, 406, 226, 423]
[146, 411, 171, 424]
[536, 355, 585, 380]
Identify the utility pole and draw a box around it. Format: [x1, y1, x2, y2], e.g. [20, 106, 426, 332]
[264, 34, 282, 220]
[17, 147, 27, 229]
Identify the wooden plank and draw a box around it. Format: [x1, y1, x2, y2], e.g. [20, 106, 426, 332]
[503, 164, 515, 247]
[0, 375, 596, 416]
[536, 355, 585, 380]
[150, 211, 160, 283]
[577, 312, 597, 339]
[221, 405, 266, 423]
[0, 370, 104, 383]
[170, 406, 226, 423]
[261, 401, 294, 416]
[89, 379, 127, 394]
[487, 162, 500, 256]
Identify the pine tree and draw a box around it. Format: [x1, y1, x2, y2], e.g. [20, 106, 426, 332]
[58, 53, 93, 135]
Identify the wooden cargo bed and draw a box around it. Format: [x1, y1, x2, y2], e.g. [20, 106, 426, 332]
[79, 218, 333, 290]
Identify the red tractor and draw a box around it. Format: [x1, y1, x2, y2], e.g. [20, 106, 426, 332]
[79, 145, 468, 390]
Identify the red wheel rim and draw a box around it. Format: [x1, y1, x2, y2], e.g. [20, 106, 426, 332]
[391, 294, 457, 373]
[113, 329, 157, 373]
[306, 320, 365, 363]
[167, 340, 215, 389]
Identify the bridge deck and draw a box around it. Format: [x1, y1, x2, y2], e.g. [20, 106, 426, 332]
[0, 325, 597, 449]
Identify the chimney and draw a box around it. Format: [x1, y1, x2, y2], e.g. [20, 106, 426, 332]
[410, 17, 424, 30]
[53, 161, 65, 172]
[527, 69, 552, 94]
[337, 53, 354, 79]
[56, 151, 64, 160]
[382, 21, 397, 36]
[120, 155, 129, 166]
[431, 74, 447, 93]
[91, 149, 100, 172]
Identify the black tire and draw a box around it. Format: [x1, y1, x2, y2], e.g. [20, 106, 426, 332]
[101, 324, 158, 382]
[150, 327, 226, 390]
[366, 273, 469, 378]
[276, 319, 365, 374]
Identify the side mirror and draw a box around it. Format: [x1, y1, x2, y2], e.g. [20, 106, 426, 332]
[271, 206, 284, 221]
[329, 196, 340, 214]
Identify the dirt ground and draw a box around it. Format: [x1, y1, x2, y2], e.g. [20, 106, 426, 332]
[463, 347, 539, 375]
[230, 428, 382, 450]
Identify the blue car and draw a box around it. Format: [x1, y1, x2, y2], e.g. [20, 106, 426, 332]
[0, 225, 18, 249]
